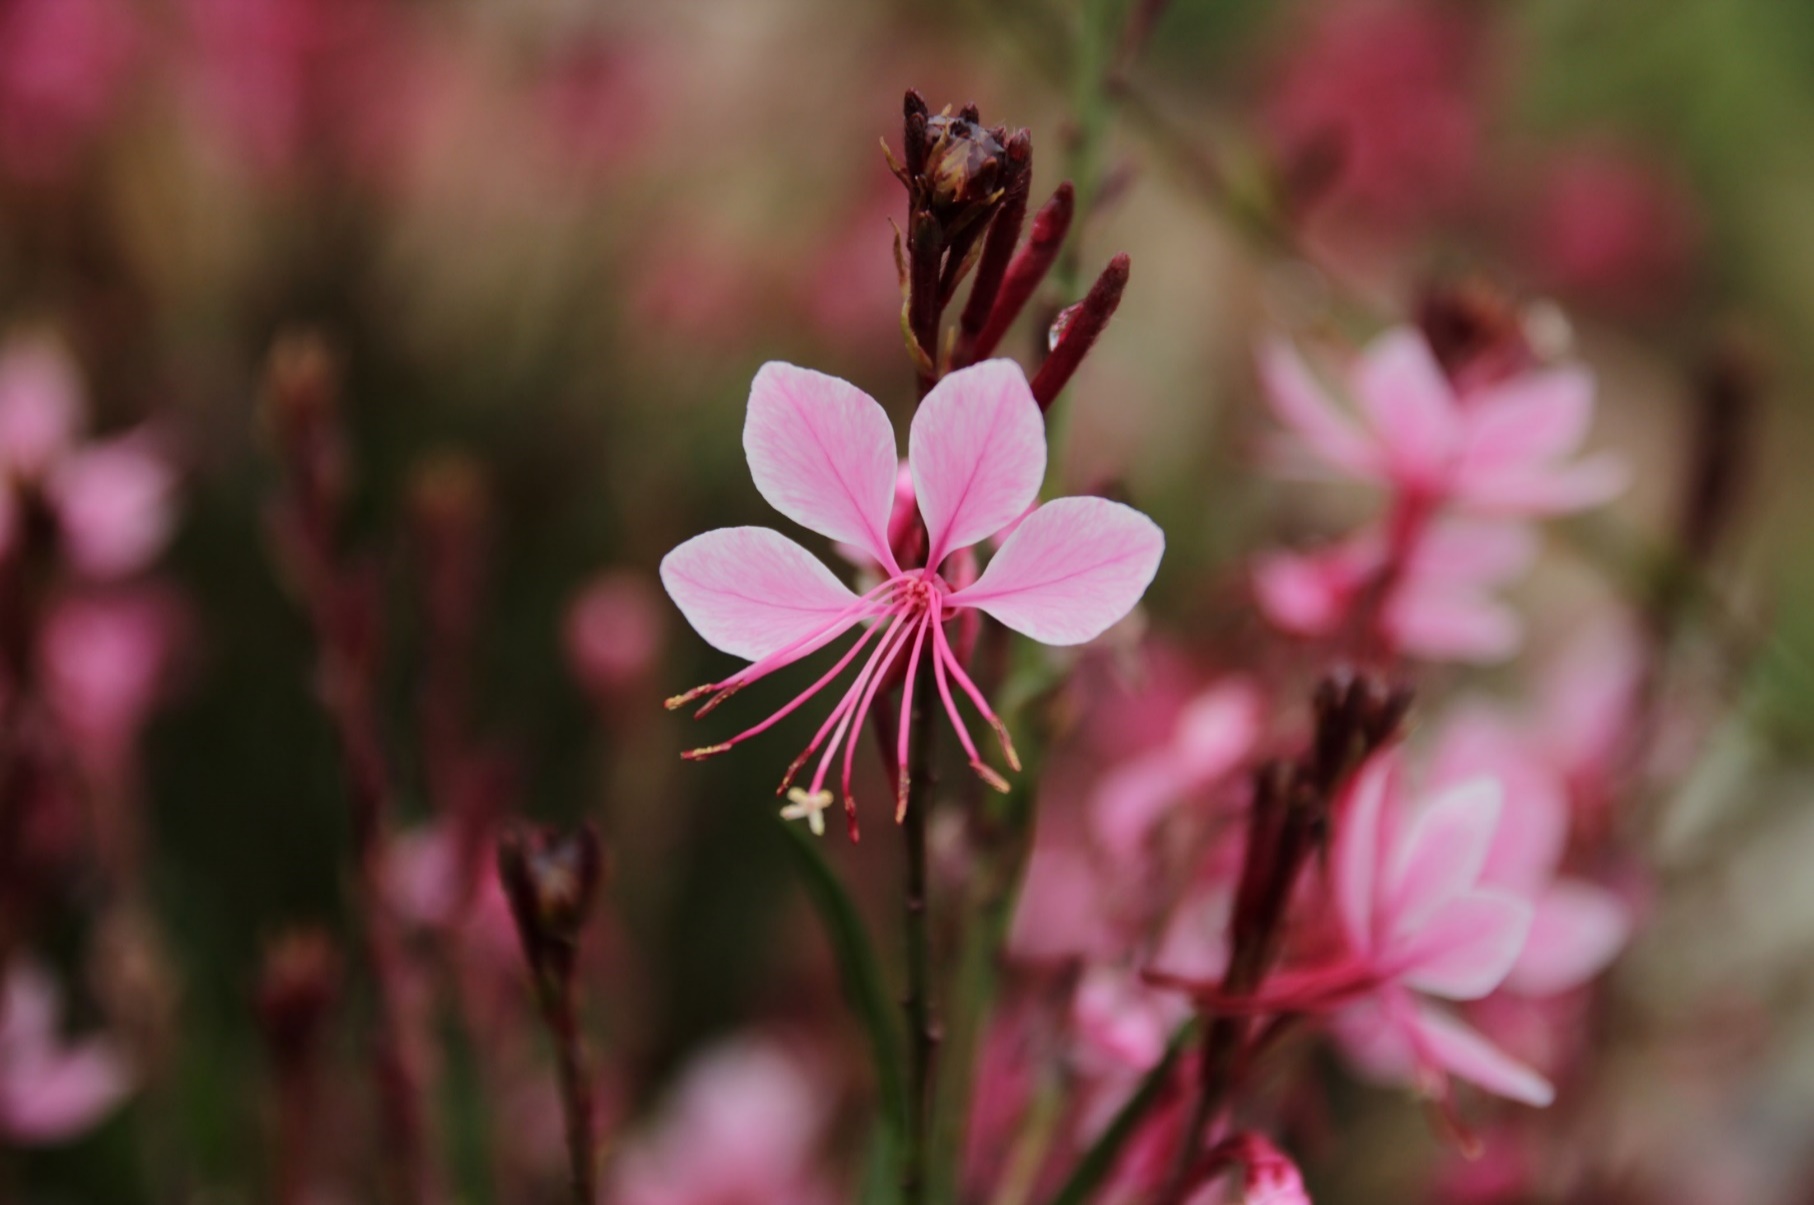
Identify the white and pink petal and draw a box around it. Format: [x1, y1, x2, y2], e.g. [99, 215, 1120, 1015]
[660, 526, 862, 662]
[908, 360, 1047, 565]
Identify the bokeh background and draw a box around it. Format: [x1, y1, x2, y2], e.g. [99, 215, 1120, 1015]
[5, 0, 1814, 1200]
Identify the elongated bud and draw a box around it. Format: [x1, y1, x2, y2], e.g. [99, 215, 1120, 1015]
[1030, 253, 1131, 410]
[972, 183, 1074, 362]
[498, 823, 604, 989]
[955, 130, 1034, 364]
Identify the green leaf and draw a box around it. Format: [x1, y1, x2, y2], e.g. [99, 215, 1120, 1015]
[1045, 1019, 1198, 1205]
[776, 820, 911, 1146]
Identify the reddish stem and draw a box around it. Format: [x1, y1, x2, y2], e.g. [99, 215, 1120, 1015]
[968, 184, 1075, 364]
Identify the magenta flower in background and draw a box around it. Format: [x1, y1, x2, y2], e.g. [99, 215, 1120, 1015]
[661, 359, 1164, 836]
[0, 962, 133, 1144]
[39, 589, 178, 777]
[1528, 143, 1702, 314]
[0, 0, 139, 183]
[1260, 328, 1627, 516]
[1264, 0, 1483, 229]
[1253, 517, 1537, 663]
[565, 570, 667, 698]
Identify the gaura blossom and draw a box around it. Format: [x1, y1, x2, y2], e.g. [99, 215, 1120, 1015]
[1259, 327, 1626, 516]
[1253, 517, 1537, 663]
[1325, 753, 1553, 1106]
[0, 961, 133, 1144]
[661, 360, 1164, 837]
[1149, 752, 1552, 1107]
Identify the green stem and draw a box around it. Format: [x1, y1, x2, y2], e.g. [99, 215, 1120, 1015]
[1046, 1021, 1199, 1205]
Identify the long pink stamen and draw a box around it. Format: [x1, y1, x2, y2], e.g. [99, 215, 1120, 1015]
[930, 618, 1011, 793]
[893, 610, 934, 821]
[681, 612, 891, 761]
[932, 613, 1021, 772]
[781, 609, 909, 796]
[840, 603, 925, 817]
[811, 610, 915, 799]
[668, 580, 902, 714]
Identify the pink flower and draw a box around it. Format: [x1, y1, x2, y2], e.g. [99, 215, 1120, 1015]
[1218, 1133, 1311, 1205]
[661, 360, 1164, 835]
[1090, 678, 1263, 860]
[1253, 517, 1537, 663]
[1326, 753, 1552, 1105]
[1429, 708, 1631, 996]
[0, 962, 133, 1144]
[1259, 328, 1626, 516]
[610, 1037, 837, 1205]
[1152, 752, 1552, 1106]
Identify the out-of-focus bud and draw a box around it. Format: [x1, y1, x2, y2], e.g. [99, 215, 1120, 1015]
[497, 823, 603, 991]
[564, 571, 665, 698]
[262, 332, 346, 517]
[255, 929, 342, 1073]
[1414, 277, 1534, 393]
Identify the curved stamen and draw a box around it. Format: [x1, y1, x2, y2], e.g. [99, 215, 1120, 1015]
[893, 609, 935, 822]
[804, 612, 916, 830]
[931, 614, 1021, 771]
[681, 611, 892, 761]
[666, 579, 902, 714]
[839, 600, 925, 820]
[780, 609, 909, 797]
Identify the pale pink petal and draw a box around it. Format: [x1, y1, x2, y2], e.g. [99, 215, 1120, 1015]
[1352, 328, 1460, 484]
[1009, 845, 1108, 962]
[1256, 338, 1377, 476]
[1410, 1004, 1554, 1106]
[1537, 612, 1645, 776]
[951, 497, 1163, 646]
[1459, 367, 1595, 474]
[1461, 454, 1629, 515]
[1430, 708, 1567, 895]
[1072, 967, 1187, 1072]
[1335, 752, 1395, 956]
[742, 362, 899, 567]
[1152, 888, 1232, 982]
[1386, 777, 1502, 936]
[49, 436, 176, 578]
[0, 1040, 132, 1143]
[908, 360, 1046, 565]
[660, 526, 860, 661]
[1395, 889, 1531, 1000]
[1505, 880, 1631, 996]
[1387, 586, 1523, 663]
[0, 964, 60, 1046]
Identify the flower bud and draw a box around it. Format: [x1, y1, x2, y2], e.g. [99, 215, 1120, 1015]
[922, 113, 1006, 231]
[497, 823, 603, 987]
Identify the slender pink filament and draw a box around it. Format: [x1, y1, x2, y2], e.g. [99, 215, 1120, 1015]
[694, 612, 892, 756]
[839, 602, 926, 809]
[806, 610, 915, 799]
[893, 607, 936, 819]
[692, 580, 902, 711]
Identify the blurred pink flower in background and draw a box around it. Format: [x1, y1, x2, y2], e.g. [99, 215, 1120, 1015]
[662, 359, 1164, 835]
[1325, 754, 1551, 1105]
[39, 589, 179, 777]
[533, 36, 657, 175]
[0, 334, 178, 579]
[1428, 708, 1632, 997]
[1264, 0, 1484, 230]
[0, 961, 133, 1144]
[565, 570, 667, 698]
[1089, 677, 1262, 859]
[1528, 143, 1702, 314]
[0, 0, 139, 182]
[610, 1037, 837, 1205]
[1254, 518, 1537, 662]
[1259, 329, 1626, 516]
